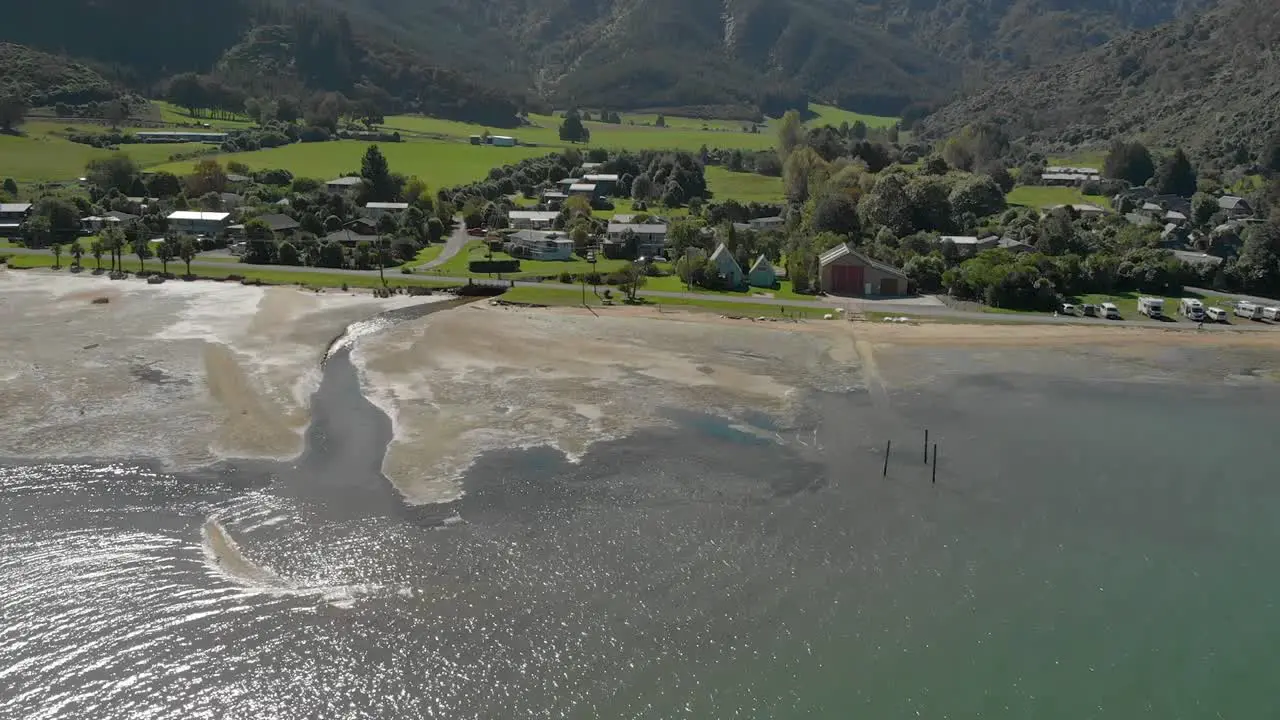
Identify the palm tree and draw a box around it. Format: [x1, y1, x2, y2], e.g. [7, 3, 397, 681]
[157, 238, 174, 274]
[375, 213, 397, 287]
[101, 225, 124, 272]
[178, 235, 197, 277]
[90, 239, 104, 271]
[51, 242, 64, 269]
[132, 236, 148, 274]
[69, 240, 83, 270]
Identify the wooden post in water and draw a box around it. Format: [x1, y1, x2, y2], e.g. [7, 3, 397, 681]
[883, 440, 891, 477]
[932, 443, 938, 484]
[924, 429, 929, 463]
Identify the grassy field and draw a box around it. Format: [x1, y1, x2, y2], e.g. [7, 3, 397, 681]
[1, 121, 213, 182]
[500, 285, 837, 319]
[1045, 151, 1107, 168]
[705, 166, 785, 203]
[806, 105, 900, 130]
[4, 254, 458, 290]
[1007, 185, 1114, 209]
[643, 274, 809, 301]
[152, 101, 257, 128]
[420, 240, 634, 279]
[153, 139, 551, 186]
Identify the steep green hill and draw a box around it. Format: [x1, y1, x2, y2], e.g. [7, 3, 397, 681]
[0, 43, 121, 106]
[917, 0, 1280, 158]
[0, 0, 1207, 119]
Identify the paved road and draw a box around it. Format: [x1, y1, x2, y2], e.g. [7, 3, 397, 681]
[6, 246, 1278, 332]
[419, 216, 469, 270]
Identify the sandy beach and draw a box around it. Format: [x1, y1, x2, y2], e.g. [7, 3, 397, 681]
[0, 269, 431, 467]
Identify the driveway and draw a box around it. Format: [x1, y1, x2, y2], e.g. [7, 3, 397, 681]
[419, 216, 469, 270]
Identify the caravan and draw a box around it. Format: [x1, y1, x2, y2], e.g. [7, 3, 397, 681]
[1264, 307, 1280, 321]
[1179, 298, 1205, 321]
[1137, 296, 1165, 318]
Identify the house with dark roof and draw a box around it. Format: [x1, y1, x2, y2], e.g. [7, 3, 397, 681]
[325, 176, 364, 195]
[0, 203, 32, 237]
[1217, 196, 1253, 218]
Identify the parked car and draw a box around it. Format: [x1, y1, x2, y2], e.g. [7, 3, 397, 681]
[1100, 302, 1121, 320]
[1060, 303, 1077, 315]
[1081, 304, 1099, 317]
[467, 228, 486, 237]
[1206, 307, 1229, 323]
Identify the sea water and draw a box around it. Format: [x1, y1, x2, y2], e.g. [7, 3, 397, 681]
[2, 352, 1278, 718]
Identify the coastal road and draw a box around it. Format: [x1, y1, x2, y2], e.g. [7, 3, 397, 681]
[6, 246, 1279, 332]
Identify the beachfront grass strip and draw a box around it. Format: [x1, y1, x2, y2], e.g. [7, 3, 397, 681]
[499, 285, 837, 319]
[1006, 185, 1113, 209]
[417, 240, 635, 279]
[4, 254, 459, 290]
[642, 274, 810, 301]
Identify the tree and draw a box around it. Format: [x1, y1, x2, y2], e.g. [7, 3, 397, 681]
[167, 72, 206, 116]
[178, 234, 197, 276]
[90, 238, 105, 270]
[146, 171, 182, 198]
[157, 237, 174, 274]
[1234, 222, 1280, 294]
[104, 99, 129, 129]
[132, 235, 149, 273]
[1103, 140, 1155, 186]
[69, 239, 84, 269]
[618, 261, 647, 302]
[426, 216, 445, 243]
[776, 109, 804, 162]
[559, 109, 590, 143]
[278, 241, 300, 266]
[318, 241, 345, 268]
[86, 153, 140, 193]
[1192, 192, 1219, 227]
[187, 159, 228, 196]
[375, 213, 398, 286]
[860, 173, 913, 237]
[1154, 148, 1197, 197]
[361, 145, 397, 202]
[906, 177, 952, 233]
[101, 225, 125, 272]
[2, 178, 17, 196]
[783, 147, 828, 204]
[51, 241, 63, 269]
[654, 114, 666, 128]
[243, 219, 276, 264]
[631, 173, 655, 202]
[810, 191, 860, 237]
[948, 175, 1007, 220]
[0, 90, 29, 132]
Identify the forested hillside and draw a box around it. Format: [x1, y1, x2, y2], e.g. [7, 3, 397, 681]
[1, 0, 1207, 119]
[917, 0, 1280, 159]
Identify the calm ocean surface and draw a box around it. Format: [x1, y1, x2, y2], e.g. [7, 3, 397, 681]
[3, 355, 1278, 718]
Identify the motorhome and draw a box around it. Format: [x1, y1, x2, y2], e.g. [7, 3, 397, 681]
[1179, 298, 1205, 321]
[1137, 296, 1165, 318]
[1235, 301, 1263, 320]
[1100, 302, 1121, 319]
[1264, 307, 1280, 321]
[1206, 307, 1229, 323]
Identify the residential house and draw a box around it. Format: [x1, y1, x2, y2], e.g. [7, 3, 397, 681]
[82, 210, 139, 232]
[1125, 212, 1157, 228]
[819, 243, 909, 296]
[321, 221, 379, 246]
[998, 236, 1035, 253]
[506, 230, 574, 260]
[135, 131, 227, 143]
[709, 244, 745, 288]
[1051, 203, 1108, 217]
[251, 213, 301, 238]
[748, 216, 786, 232]
[556, 178, 581, 193]
[1172, 250, 1224, 269]
[219, 192, 244, 209]
[166, 210, 232, 236]
[605, 222, 668, 258]
[540, 190, 568, 207]
[939, 235, 998, 256]
[491, 135, 516, 147]
[0, 203, 31, 237]
[748, 255, 777, 288]
[568, 183, 599, 198]
[612, 214, 665, 225]
[225, 173, 252, 189]
[325, 176, 365, 195]
[582, 174, 619, 194]
[1164, 210, 1188, 224]
[1218, 196, 1253, 218]
[1045, 166, 1101, 177]
[579, 162, 604, 173]
[509, 210, 560, 230]
[1042, 172, 1096, 186]
[364, 202, 409, 220]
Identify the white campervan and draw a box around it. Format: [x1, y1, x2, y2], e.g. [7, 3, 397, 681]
[1100, 302, 1121, 320]
[1206, 307, 1229, 323]
[1235, 301, 1263, 320]
[1137, 296, 1165, 318]
[1264, 307, 1280, 321]
[1179, 298, 1205, 321]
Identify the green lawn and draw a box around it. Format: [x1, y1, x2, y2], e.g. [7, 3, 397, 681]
[1, 121, 214, 182]
[1007, 185, 1114, 209]
[420, 240, 633, 279]
[499, 285, 837, 319]
[705, 166, 785, 203]
[151, 101, 257, 128]
[152, 139, 551, 187]
[1045, 151, 1107, 168]
[643, 274, 809, 301]
[405, 244, 444, 268]
[4, 254, 458, 290]
[806, 104, 900, 130]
